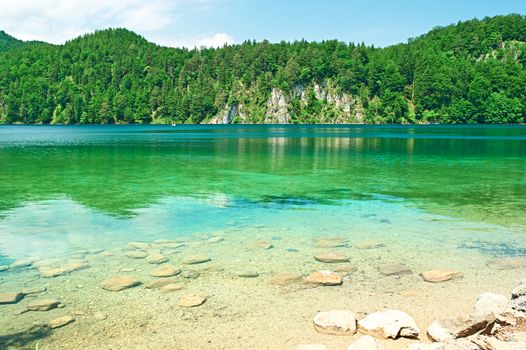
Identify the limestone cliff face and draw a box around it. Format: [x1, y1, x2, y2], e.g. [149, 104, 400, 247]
[206, 80, 365, 124]
[209, 105, 240, 124]
[265, 88, 290, 124]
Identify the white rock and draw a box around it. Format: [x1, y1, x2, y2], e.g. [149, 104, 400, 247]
[474, 292, 508, 319]
[512, 279, 526, 299]
[427, 316, 490, 342]
[346, 335, 383, 350]
[357, 309, 419, 339]
[313, 310, 357, 335]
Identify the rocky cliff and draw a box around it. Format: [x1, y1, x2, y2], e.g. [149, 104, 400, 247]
[207, 80, 365, 124]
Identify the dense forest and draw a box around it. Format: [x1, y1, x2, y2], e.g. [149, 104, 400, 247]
[0, 14, 525, 124]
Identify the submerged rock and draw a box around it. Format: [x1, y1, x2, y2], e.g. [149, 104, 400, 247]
[128, 242, 151, 250]
[313, 310, 357, 335]
[156, 242, 185, 249]
[427, 315, 491, 342]
[253, 240, 273, 250]
[315, 238, 348, 248]
[63, 260, 90, 273]
[334, 264, 356, 273]
[22, 287, 47, 296]
[270, 272, 302, 286]
[182, 270, 200, 279]
[27, 299, 60, 311]
[10, 259, 35, 268]
[358, 310, 419, 339]
[48, 315, 75, 329]
[238, 271, 259, 278]
[99, 276, 142, 291]
[183, 254, 211, 265]
[38, 267, 66, 278]
[93, 312, 107, 321]
[32, 259, 62, 268]
[146, 253, 168, 264]
[178, 294, 207, 307]
[314, 252, 350, 263]
[125, 251, 148, 259]
[149, 265, 181, 277]
[355, 241, 384, 250]
[160, 283, 183, 293]
[379, 264, 412, 276]
[145, 278, 178, 289]
[486, 257, 526, 270]
[0, 292, 25, 304]
[420, 269, 463, 283]
[304, 271, 343, 286]
[346, 335, 383, 350]
[207, 236, 224, 244]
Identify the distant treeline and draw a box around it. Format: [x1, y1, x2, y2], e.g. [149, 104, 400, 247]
[0, 14, 525, 124]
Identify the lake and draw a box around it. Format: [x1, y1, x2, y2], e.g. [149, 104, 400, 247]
[0, 125, 525, 349]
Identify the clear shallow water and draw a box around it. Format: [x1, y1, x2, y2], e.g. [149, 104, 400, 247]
[0, 125, 526, 350]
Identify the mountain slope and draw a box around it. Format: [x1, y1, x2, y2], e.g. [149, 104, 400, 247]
[0, 30, 23, 52]
[0, 14, 525, 124]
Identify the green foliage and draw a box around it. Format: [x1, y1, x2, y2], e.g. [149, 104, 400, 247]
[0, 15, 525, 124]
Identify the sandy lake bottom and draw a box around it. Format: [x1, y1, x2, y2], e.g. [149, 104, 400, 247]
[1, 197, 525, 350]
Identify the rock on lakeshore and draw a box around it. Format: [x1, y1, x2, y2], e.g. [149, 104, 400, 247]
[313, 310, 357, 336]
[427, 315, 491, 342]
[474, 292, 508, 319]
[357, 309, 420, 339]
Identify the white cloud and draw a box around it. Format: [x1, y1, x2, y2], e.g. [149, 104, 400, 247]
[196, 32, 234, 47]
[156, 32, 234, 49]
[0, 0, 232, 47]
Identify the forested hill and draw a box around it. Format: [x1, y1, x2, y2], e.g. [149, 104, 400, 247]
[1, 14, 525, 125]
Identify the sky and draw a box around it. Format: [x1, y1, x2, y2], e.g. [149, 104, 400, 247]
[0, 0, 525, 48]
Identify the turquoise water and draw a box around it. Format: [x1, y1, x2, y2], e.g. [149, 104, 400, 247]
[0, 125, 526, 349]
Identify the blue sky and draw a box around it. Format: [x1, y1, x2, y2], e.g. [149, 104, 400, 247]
[1, 0, 525, 48]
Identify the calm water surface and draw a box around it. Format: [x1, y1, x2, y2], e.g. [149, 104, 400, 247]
[0, 124, 525, 262]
